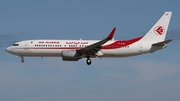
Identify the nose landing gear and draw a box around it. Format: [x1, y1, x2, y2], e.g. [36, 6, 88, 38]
[21, 57, 24, 63]
[86, 58, 91, 65]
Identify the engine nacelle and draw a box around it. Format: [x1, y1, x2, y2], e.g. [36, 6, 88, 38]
[61, 50, 79, 61]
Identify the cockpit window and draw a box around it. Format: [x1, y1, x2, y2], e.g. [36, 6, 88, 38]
[12, 44, 19, 46]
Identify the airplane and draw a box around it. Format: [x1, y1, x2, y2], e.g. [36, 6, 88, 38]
[6, 12, 172, 65]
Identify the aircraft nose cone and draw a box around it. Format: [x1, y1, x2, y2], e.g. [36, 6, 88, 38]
[6, 47, 11, 53]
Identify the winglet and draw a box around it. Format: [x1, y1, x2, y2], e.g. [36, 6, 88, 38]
[106, 27, 116, 40]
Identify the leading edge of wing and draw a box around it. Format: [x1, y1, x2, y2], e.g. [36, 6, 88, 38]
[78, 27, 116, 54]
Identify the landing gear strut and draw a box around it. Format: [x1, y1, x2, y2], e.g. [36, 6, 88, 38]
[21, 57, 24, 63]
[86, 58, 91, 65]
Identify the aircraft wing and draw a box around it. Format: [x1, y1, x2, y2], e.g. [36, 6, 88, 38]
[78, 28, 116, 55]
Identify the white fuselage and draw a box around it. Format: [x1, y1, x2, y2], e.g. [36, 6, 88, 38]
[6, 38, 157, 58]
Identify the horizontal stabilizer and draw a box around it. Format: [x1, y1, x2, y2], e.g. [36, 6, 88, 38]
[152, 39, 172, 46]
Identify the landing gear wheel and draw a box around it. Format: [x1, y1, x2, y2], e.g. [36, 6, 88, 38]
[21, 57, 24, 63]
[86, 58, 91, 65]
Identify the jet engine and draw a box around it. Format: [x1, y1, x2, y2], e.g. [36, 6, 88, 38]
[61, 50, 79, 61]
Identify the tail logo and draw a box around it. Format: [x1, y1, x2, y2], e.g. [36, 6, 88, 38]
[154, 26, 165, 35]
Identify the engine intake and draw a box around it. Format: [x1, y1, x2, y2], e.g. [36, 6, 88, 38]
[61, 50, 79, 61]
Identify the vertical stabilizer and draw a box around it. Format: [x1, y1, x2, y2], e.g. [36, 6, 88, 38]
[140, 12, 172, 43]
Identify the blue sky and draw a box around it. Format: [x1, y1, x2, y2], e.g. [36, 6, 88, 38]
[1, 0, 180, 101]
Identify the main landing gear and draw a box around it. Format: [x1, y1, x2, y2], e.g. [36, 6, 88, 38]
[21, 57, 24, 63]
[86, 58, 92, 65]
